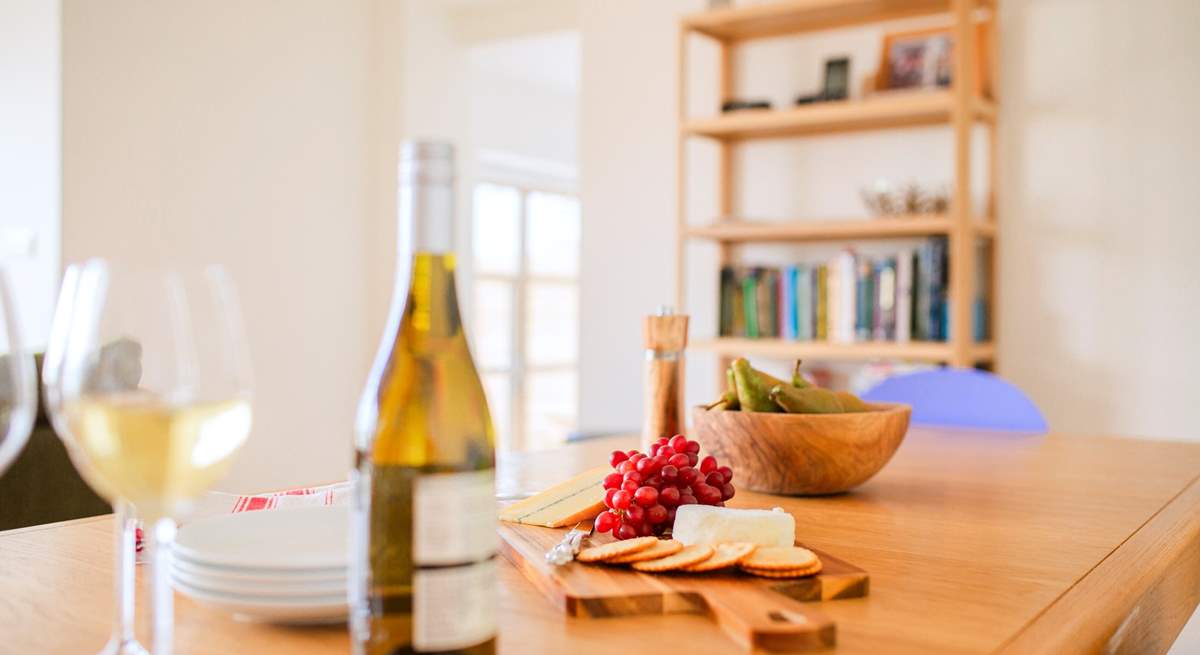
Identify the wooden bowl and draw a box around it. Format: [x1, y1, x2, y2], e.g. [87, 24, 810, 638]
[691, 402, 911, 495]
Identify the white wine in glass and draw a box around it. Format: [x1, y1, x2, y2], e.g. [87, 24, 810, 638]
[54, 261, 253, 655]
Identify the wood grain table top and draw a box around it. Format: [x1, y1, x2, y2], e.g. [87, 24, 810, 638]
[3, 427, 1199, 654]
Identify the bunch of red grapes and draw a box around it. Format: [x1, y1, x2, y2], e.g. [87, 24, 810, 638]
[594, 434, 735, 540]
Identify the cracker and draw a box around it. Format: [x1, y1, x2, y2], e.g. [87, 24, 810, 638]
[738, 546, 819, 571]
[607, 539, 683, 564]
[631, 544, 714, 572]
[682, 542, 758, 572]
[576, 537, 658, 563]
[740, 561, 823, 578]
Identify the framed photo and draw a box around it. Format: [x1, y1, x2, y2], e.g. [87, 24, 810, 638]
[877, 23, 992, 96]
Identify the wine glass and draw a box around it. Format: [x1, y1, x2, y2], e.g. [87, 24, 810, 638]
[44, 262, 146, 655]
[0, 265, 36, 476]
[51, 260, 253, 655]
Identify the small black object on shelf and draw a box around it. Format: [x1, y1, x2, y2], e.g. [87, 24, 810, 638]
[721, 99, 772, 112]
[795, 56, 852, 105]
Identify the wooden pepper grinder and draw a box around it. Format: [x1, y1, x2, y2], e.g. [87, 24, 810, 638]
[642, 307, 689, 451]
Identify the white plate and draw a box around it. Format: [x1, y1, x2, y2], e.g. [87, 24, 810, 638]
[172, 568, 346, 598]
[175, 505, 349, 570]
[173, 578, 347, 624]
[172, 553, 346, 583]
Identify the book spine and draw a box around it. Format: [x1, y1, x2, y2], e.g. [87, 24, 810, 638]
[929, 237, 947, 341]
[719, 266, 734, 337]
[781, 266, 796, 340]
[855, 257, 873, 341]
[759, 269, 778, 339]
[895, 250, 913, 342]
[816, 265, 828, 340]
[876, 257, 897, 341]
[915, 242, 931, 341]
[836, 250, 857, 343]
[742, 270, 759, 338]
[796, 266, 813, 341]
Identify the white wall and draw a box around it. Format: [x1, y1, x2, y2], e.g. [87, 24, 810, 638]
[578, 0, 1200, 442]
[0, 0, 60, 349]
[62, 0, 398, 491]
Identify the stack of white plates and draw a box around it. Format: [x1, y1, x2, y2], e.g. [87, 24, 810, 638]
[171, 505, 349, 624]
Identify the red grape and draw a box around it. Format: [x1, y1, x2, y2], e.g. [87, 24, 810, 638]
[666, 507, 677, 524]
[638, 522, 654, 537]
[595, 511, 617, 533]
[612, 490, 632, 510]
[650, 455, 668, 472]
[644, 475, 663, 488]
[695, 484, 722, 505]
[618, 460, 635, 475]
[636, 457, 654, 475]
[603, 473, 623, 490]
[624, 504, 645, 525]
[686, 452, 699, 467]
[610, 450, 629, 468]
[718, 465, 733, 483]
[669, 434, 688, 452]
[621, 479, 639, 493]
[649, 444, 661, 456]
[658, 446, 675, 458]
[658, 486, 680, 507]
[604, 488, 618, 508]
[679, 466, 700, 485]
[646, 504, 668, 524]
[615, 523, 638, 540]
[700, 455, 717, 474]
[629, 452, 646, 464]
[705, 471, 725, 488]
[685, 440, 701, 454]
[678, 493, 697, 505]
[721, 482, 736, 500]
[624, 470, 644, 485]
[668, 453, 690, 469]
[626, 449, 640, 458]
[660, 465, 679, 483]
[634, 486, 659, 507]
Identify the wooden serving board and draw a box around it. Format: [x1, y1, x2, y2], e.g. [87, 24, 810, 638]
[498, 523, 869, 652]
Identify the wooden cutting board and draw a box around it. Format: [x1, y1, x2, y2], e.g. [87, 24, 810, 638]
[498, 523, 869, 652]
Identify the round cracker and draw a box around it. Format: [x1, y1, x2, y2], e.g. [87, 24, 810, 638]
[631, 544, 714, 572]
[739, 546, 819, 571]
[607, 539, 683, 564]
[683, 542, 758, 572]
[576, 536, 658, 563]
[740, 561, 823, 578]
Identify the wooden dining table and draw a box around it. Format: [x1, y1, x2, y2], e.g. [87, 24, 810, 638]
[3, 426, 1200, 654]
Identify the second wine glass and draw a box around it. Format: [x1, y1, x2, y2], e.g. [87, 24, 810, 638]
[51, 261, 253, 655]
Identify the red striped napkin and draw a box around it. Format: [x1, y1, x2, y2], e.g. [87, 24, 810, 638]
[135, 481, 351, 555]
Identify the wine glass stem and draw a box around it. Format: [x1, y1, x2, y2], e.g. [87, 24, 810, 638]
[113, 501, 137, 644]
[150, 517, 177, 655]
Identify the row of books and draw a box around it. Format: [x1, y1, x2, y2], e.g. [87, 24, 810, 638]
[718, 238, 989, 343]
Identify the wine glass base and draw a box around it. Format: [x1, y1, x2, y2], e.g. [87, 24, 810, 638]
[96, 637, 149, 655]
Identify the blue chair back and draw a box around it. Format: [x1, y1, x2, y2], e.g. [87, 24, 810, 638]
[861, 369, 1047, 432]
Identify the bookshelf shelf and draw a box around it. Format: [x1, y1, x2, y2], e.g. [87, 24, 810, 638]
[683, 91, 993, 141]
[683, 0, 970, 41]
[692, 337, 995, 364]
[677, 0, 999, 371]
[687, 215, 995, 242]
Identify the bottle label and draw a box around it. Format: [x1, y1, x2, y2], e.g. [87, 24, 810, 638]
[412, 469, 496, 651]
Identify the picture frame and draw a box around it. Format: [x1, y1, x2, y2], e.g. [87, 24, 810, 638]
[876, 22, 992, 97]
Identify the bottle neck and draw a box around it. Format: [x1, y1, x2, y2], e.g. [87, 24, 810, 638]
[398, 179, 454, 257]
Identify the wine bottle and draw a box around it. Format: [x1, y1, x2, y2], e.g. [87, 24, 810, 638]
[352, 141, 497, 655]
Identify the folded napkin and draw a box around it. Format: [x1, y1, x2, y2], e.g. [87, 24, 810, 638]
[135, 481, 351, 555]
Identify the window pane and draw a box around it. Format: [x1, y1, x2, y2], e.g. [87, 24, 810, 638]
[524, 371, 576, 451]
[472, 183, 520, 275]
[525, 283, 577, 366]
[472, 279, 512, 369]
[526, 191, 580, 277]
[482, 373, 512, 452]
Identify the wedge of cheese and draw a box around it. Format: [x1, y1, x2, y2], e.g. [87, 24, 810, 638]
[671, 505, 795, 547]
[498, 465, 609, 528]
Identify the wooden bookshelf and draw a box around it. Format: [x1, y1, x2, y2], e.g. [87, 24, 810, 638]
[676, 0, 999, 373]
[692, 337, 995, 364]
[682, 90, 995, 140]
[687, 215, 995, 242]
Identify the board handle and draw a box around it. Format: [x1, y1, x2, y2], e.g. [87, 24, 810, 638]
[700, 584, 836, 653]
